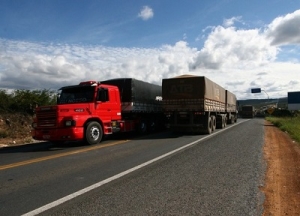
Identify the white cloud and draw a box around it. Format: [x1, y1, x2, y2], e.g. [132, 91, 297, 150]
[266, 9, 300, 46]
[223, 16, 243, 27]
[138, 6, 154, 21]
[190, 26, 278, 70]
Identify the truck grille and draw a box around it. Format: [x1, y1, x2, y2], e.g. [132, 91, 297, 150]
[36, 109, 57, 127]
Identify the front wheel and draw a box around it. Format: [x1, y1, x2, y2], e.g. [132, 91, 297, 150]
[85, 121, 103, 145]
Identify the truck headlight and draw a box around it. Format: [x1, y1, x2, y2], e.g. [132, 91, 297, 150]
[65, 120, 76, 127]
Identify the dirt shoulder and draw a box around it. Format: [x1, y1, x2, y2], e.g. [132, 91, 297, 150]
[262, 120, 300, 215]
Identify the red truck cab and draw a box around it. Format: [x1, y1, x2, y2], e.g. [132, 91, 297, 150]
[32, 81, 122, 145]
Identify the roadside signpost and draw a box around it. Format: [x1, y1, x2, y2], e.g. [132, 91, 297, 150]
[288, 91, 300, 110]
[251, 88, 261, 93]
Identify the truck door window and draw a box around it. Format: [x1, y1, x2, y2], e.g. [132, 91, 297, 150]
[98, 88, 109, 102]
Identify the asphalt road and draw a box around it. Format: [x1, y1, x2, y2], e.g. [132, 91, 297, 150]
[0, 118, 265, 216]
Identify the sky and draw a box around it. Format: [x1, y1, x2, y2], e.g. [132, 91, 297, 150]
[0, 0, 300, 100]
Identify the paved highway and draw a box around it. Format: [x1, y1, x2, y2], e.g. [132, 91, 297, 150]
[0, 118, 265, 215]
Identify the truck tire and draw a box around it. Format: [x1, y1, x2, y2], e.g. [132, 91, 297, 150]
[85, 121, 103, 145]
[223, 117, 227, 128]
[227, 115, 235, 124]
[211, 116, 216, 131]
[148, 120, 156, 132]
[138, 120, 147, 134]
[230, 116, 234, 124]
[218, 116, 226, 129]
[205, 116, 212, 134]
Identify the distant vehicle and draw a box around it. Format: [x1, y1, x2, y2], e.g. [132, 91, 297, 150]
[162, 75, 238, 134]
[240, 105, 255, 118]
[32, 78, 165, 145]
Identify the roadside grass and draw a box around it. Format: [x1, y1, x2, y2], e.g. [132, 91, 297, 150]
[266, 115, 300, 145]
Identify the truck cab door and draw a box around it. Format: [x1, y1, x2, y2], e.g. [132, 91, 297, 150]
[96, 88, 112, 122]
[96, 87, 121, 122]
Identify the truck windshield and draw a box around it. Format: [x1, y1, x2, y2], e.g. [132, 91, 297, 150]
[58, 86, 95, 104]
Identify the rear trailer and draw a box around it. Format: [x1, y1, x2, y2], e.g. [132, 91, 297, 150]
[162, 75, 231, 134]
[226, 90, 238, 123]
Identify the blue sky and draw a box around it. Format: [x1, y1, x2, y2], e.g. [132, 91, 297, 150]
[0, 0, 300, 99]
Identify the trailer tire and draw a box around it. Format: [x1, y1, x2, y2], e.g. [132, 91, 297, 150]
[219, 116, 225, 129]
[85, 121, 103, 145]
[148, 120, 156, 132]
[223, 117, 227, 128]
[231, 116, 234, 124]
[227, 116, 234, 124]
[211, 116, 216, 131]
[216, 115, 221, 129]
[205, 116, 212, 134]
[138, 120, 147, 134]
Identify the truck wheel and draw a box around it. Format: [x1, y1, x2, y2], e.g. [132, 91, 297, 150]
[230, 116, 234, 124]
[222, 117, 227, 128]
[205, 116, 212, 134]
[85, 121, 103, 145]
[138, 120, 147, 134]
[211, 116, 216, 131]
[148, 120, 156, 132]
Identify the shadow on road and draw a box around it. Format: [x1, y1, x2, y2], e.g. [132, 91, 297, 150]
[0, 130, 183, 154]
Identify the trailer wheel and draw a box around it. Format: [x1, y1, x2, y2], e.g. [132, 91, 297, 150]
[230, 116, 234, 124]
[205, 116, 212, 134]
[222, 117, 227, 128]
[211, 116, 216, 131]
[148, 120, 156, 132]
[138, 120, 147, 134]
[85, 121, 103, 145]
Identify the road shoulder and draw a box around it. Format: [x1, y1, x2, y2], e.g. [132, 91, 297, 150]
[262, 120, 300, 215]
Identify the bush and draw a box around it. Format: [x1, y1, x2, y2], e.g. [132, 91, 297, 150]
[271, 108, 292, 117]
[0, 89, 56, 115]
[0, 129, 8, 138]
[266, 115, 300, 144]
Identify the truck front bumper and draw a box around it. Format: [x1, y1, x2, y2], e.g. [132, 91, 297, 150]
[32, 127, 84, 141]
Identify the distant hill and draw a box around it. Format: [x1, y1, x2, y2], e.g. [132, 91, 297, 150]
[237, 97, 288, 110]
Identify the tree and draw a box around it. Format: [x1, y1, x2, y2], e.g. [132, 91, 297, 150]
[0, 89, 57, 114]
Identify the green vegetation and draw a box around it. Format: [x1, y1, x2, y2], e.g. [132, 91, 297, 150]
[0, 89, 57, 142]
[0, 89, 56, 115]
[266, 114, 300, 144]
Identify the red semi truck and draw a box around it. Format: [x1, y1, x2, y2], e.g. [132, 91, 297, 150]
[31, 78, 164, 145]
[162, 75, 238, 134]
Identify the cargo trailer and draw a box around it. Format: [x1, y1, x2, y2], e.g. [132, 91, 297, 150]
[162, 75, 237, 134]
